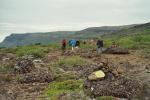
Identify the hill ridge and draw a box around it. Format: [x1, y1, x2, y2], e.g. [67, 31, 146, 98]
[0, 22, 149, 47]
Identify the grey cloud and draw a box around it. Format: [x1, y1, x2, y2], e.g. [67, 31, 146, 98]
[0, 0, 150, 42]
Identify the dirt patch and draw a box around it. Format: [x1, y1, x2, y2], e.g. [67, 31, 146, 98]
[0, 83, 48, 100]
[63, 49, 98, 58]
[0, 53, 16, 70]
[43, 51, 61, 63]
[57, 91, 90, 100]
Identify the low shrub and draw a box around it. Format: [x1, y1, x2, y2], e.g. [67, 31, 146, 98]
[49, 56, 87, 78]
[15, 45, 45, 58]
[0, 66, 13, 73]
[45, 79, 83, 99]
[96, 96, 114, 100]
[58, 56, 87, 66]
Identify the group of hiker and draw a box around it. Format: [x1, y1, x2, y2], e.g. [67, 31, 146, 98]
[61, 39, 80, 51]
[61, 38, 119, 55]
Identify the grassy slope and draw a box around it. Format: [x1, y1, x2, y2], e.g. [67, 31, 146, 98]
[104, 29, 150, 54]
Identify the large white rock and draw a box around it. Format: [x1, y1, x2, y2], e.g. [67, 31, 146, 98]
[88, 70, 105, 81]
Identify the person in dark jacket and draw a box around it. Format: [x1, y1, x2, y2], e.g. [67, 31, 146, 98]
[96, 40, 103, 55]
[76, 40, 80, 48]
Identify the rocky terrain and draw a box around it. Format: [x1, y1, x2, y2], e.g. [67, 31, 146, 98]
[0, 47, 150, 100]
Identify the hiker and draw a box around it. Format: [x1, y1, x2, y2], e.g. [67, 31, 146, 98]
[70, 39, 76, 51]
[96, 39, 103, 55]
[76, 40, 80, 48]
[61, 39, 67, 52]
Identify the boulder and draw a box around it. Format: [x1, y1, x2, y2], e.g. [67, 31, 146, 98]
[88, 70, 105, 81]
[33, 59, 45, 68]
[14, 56, 35, 74]
[14, 56, 54, 83]
[19, 69, 53, 83]
[104, 47, 129, 54]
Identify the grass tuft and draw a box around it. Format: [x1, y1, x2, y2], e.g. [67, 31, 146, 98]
[45, 79, 83, 99]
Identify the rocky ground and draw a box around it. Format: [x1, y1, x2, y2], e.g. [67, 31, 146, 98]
[0, 48, 150, 100]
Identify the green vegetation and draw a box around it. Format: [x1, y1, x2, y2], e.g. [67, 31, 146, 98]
[96, 96, 113, 100]
[80, 43, 96, 49]
[15, 45, 45, 58]
[0, 47, 17, 53]
[45, 79, 83, 99]
[104, 32, 150, 52]
[49, 56, 88, 78]
[15, 43, 61, 58]
[16, 75, 24, 82]
[104, 36, 138, 49]
[57, 56, 87, 66]
[45, 56, 88, 99]
[0, 43, 62, 58]
[55, 72, 77, 82]
[103, 31, 150, 58]
[0, 66, 13, 73]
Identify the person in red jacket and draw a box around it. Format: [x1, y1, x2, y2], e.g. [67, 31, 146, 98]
[61, 39, 67, 52]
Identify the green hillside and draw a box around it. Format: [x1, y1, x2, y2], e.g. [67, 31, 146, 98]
[0, 31, 75, 47]
[0, 22, 149, 48]
[0, 24, 136, 48]
[107, 22, 150, 36]
[103, 23, 150, 55]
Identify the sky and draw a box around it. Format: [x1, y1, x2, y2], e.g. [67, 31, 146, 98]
[0, 0, 150, 42]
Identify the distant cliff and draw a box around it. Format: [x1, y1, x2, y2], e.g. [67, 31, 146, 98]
[0, 31, 75, 47]
[0, 24, 139, 47]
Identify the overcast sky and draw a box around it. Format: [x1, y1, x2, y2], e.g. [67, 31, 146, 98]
[0, 0, 150, 42]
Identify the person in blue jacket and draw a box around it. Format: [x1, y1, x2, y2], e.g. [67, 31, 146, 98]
[70, 39, 76, 51]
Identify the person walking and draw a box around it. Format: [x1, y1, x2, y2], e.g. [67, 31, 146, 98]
[61, 39, 67, 53]
[96, 39, 103, 55]
[70, 39, 76, 51]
